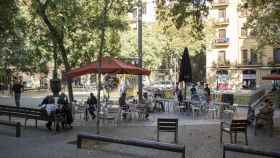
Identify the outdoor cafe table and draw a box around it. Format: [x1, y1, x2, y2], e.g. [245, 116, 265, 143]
[232, 110, 247, 120]
[155, 98, 177, 112]
[212, 101, 231, 118]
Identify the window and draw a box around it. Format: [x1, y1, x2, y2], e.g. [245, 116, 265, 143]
[241, 27, 247, 36]
[273, 48, 280, 64]
[216, 70, 229, 90]
[250, 49, 258, 64]
[218, 9, 226, 19]
[242, 70, 256, 89]
[218, 51, 226, 64]
[242, 49, 248, 64]
[218, 29, 226, 39]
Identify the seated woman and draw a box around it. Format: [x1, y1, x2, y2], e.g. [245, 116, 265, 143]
[58, 92, 73, 129]
[86, 93, 97, 120]
[40, 96, 58, 131]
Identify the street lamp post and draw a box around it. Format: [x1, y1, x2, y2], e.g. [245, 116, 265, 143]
[137, 0, 143, 103]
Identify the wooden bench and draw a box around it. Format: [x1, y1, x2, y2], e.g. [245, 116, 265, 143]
[77, 133, 186, 158]
[0, 105, 63, 128]
[0, 120, 21, 137]
[157, 118, 178, 144]
[220, 119, 248, 145]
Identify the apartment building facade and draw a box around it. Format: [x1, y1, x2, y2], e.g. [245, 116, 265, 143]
[206, 0, 280, 91]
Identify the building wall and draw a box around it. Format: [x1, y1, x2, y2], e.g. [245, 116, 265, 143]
[206, 0, 280, 91]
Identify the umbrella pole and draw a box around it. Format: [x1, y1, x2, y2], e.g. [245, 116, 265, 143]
[184, 81, 187, 100]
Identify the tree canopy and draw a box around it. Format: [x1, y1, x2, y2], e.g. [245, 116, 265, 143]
[242, 0, 280, 47]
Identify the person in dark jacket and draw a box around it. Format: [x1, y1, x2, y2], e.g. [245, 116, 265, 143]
[58, 93, 73, 129]
[12, 78, 24, 107]
[87, 93, 97, 120]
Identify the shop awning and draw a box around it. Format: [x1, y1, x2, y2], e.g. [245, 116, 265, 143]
[262, 74, 280, 80]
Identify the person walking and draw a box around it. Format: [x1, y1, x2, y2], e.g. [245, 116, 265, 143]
[143, 92, 152, 119]
[12, 78, 24, 107]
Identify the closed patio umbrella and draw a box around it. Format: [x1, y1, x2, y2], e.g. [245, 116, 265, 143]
[179, 47, 192, 98]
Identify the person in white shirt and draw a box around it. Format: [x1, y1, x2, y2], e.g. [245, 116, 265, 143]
[40, 96, 58, 131]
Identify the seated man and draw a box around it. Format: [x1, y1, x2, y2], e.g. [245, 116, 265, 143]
[40, 96, 58, 131]
[87, 93, 97, 120]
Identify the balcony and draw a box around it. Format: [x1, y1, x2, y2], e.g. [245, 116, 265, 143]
[214, 18, 229, 26]
[212, 0, 229, 8]
[238, 61, 262, 67]
[267, 60, 280, 67]
[211, 61, 231, 68]
[213, 37, 230, 47]
[218, 60, 231, 67]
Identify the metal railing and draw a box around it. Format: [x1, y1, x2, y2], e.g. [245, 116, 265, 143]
[77, 133, 186, 158]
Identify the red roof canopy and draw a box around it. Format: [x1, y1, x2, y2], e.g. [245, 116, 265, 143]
[262, 74, 280, 80]
[63, 57, 150, 79]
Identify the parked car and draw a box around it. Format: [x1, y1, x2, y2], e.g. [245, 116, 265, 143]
[144, 80, 173, 91]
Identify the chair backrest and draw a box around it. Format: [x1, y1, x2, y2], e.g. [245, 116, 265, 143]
[230, 120, 248, 132]
[157, 118, 178, 132]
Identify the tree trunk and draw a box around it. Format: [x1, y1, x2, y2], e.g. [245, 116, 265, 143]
[36, 0, 74, 102]
[96, 0, 110, 134]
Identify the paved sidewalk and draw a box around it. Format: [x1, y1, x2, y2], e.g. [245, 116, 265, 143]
[0, 92, 280, 158]
[0, 113, 279, 158]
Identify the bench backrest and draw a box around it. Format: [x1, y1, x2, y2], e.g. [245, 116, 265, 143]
[230, 120, 248, 132]
[157, 118, 178, 132]
[0, 105, 41, 115]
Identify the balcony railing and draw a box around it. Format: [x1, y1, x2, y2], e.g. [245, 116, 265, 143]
[212, 0, 229, 7]
[215, 18, 229, 26]
[267, 60, 280, 66]
[218, 60, 230, 67]
[213, 37, 230, 47]
[239, 61, 262, 66]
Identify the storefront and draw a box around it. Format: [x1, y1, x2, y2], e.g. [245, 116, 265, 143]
[271, 69, 280, 89]
[242, 70, 256, 89]
[216, 70, 229, 90]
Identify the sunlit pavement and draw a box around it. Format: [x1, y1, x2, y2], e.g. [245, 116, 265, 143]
[0, 112, 279, 158]
[0, 91, 280, 158]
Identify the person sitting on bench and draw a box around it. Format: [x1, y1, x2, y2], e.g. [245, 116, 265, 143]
[87, 93, 97, 120]
[40, 96, 58, 131]
[58, 92, 73, 129]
